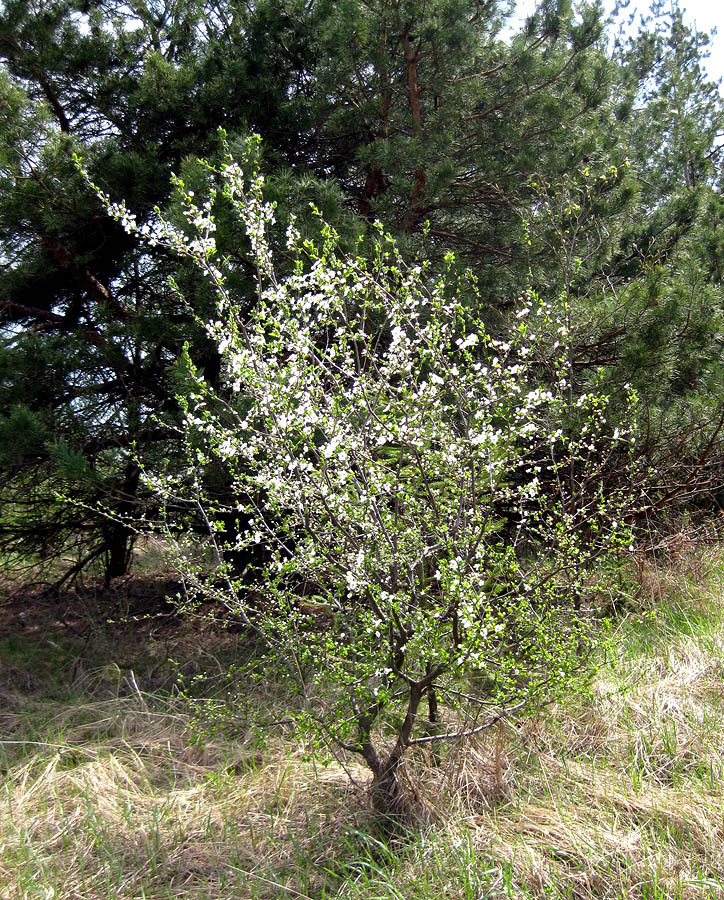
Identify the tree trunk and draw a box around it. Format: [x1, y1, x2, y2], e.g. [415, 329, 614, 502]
[367, 682, 425, 826]
[369, 755, 416, 826]
[401, 29, 426, 233]
[104, 525, 135, 581]
[103, 462, 140, 581]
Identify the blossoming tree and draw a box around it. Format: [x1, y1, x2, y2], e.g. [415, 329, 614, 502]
[95, 136, 633, 819]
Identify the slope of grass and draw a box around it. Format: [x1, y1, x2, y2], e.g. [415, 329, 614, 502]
[2, 550, 724, 899]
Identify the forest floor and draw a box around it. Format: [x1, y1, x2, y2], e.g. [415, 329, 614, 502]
[2, 550, 724, 899]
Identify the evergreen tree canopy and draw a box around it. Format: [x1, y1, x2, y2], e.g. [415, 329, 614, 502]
[1, 0, 723, 578]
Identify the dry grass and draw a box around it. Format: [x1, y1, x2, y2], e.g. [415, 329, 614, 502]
[0, 685, 373, 899]
[3, 548, 724, 899]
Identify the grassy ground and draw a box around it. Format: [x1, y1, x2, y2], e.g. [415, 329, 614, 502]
[2, 551, 724, 899]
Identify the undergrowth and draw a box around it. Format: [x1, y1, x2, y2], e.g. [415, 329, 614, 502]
[2, 548, 724, 899]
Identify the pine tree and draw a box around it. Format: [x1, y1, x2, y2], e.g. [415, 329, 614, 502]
[0, 0, 236, 577]
[605, 2, 724, 510]
[2, 0, 723, 578]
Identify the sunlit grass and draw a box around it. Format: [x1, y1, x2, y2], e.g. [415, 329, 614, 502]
[2, 548, 724, 898]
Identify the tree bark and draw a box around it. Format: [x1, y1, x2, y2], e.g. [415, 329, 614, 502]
[358, 63, 391, 218]
[368, 682, 424, 824]
[103, 462, 140, 581]
[401, 29, 426, 233]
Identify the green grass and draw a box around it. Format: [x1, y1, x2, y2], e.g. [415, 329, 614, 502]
[3, 550, 724, 899]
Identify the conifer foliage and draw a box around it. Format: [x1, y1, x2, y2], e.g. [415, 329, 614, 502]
[1, 0, 723, 578]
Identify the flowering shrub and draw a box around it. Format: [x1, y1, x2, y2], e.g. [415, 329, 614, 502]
[97, 136, 634, 818]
